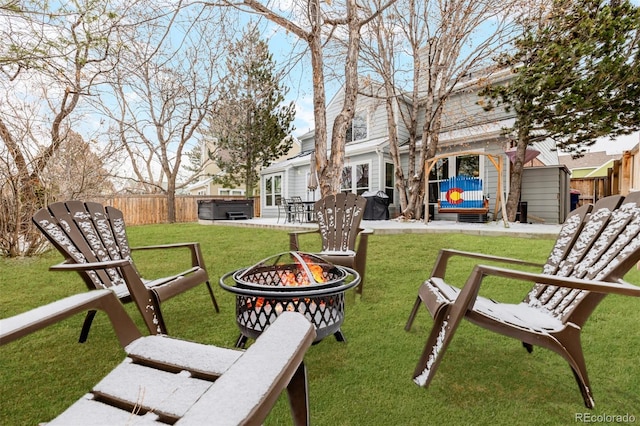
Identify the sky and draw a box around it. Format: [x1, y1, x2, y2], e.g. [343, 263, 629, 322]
[262, 1, 640, 148]
[588, 131, 640, 155]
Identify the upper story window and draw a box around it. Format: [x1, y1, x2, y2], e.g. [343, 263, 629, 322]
[219, 189, 245, 196]
[346, 111, 368, 143]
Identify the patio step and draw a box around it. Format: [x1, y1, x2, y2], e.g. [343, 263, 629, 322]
[226, 211, 249, 220]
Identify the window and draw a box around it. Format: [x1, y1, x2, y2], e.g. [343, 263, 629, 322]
[426, 154, 483, 206]
[456, 155, 480, 177]
[385, 162, 395, 201]
[219, 189, 245, 196]
[346, 111, 368, 142]
[264, 174, 282, 207]
[340, 163, 370, 195]
[428, 158, 449, 203]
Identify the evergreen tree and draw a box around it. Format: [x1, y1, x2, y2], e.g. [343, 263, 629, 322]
[481, 0, 640, 220]
[209, 25, 296, 196]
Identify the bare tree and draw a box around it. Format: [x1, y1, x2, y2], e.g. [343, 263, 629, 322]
[359, 0, 527, 219]
[215, 0, 397, 196]
[0, 0, 140, 256]
[42, 130, 116, 199]
[103, 5, 231, 222]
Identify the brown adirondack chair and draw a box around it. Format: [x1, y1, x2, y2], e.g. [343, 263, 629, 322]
[289, 192, 371, 294]
[405, 192, 640, 408]
[1, 289, 316, 425]
[32, 200, 219, 340]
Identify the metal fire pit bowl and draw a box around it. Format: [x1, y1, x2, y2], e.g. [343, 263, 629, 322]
[219, 251, 360, 347]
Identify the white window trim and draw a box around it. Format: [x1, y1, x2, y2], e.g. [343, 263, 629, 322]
[341, 160, 372, 194]
[262, 173, 283, 208]
[347, 110, 369, 143]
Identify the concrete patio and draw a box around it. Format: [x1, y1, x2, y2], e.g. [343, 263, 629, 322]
[201, 217, 563, 239]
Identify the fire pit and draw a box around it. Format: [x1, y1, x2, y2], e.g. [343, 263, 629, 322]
[219, 251, 360, 348]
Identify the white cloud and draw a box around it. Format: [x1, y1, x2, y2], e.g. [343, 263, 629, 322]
[588, 132, 640, 155]
[292, 94, 315, 137]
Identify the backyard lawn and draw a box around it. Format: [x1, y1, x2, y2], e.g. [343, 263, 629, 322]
[1, 223, 639, 425]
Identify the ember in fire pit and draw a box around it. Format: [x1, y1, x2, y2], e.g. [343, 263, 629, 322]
[219, 251, 360, 348]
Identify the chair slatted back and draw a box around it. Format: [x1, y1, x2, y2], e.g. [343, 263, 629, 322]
[314, 193, 366, 252]
[32, 201, 131, 291]
[526, 192, 640, 324]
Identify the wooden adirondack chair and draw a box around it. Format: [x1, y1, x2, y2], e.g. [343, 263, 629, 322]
[1, 289, 316, 425]
[32, 200, 219, 340]
[405, 192, 640, 408]
[289, 192, 371, 294]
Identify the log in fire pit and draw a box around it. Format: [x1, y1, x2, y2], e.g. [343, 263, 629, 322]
[219, 251, 360, 348]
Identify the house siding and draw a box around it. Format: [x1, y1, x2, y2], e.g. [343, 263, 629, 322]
[259, 69, 564, 222]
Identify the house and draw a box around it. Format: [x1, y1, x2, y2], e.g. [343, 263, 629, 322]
[558, 151, 622, 178]
[188, 137, 301, 196]
[559, 142, 640, 206]
[259, 66, 574, 223]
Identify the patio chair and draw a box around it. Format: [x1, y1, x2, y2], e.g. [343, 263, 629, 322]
[32, 200, 219, 341]
[277, 198, 291, 223]
[289, 192, 371, 295]
[405, 192, 640, 408]
[289, 196, 307, 222]
[0, 289, 316, 425]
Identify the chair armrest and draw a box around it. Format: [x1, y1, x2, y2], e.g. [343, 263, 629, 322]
[0, 290, 142, 348]
[131, 242, 206, 269]
[289, 228, 320, 251]
[431, 248, 544, 278]
[50, 259, 166, 335]
[471, 265, 640, 298]
[130, 242, 200, 251]
[354, 228, 371, 263]
[49, 259, 132, 272]
[177, 311, 316, 426]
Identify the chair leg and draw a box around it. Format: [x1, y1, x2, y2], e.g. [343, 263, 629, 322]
[205, 281, 220, 313]
[140, 292, 167, 335]
[571, 367, 595, 409]
[354, 261, 365, 296]
[78, 310, 97, 343]
[235, 334, 248, 348]
[405, 296, 423, 331]
[412, 294, 473, 388]
[287, 362, 311, 426]
[558, 329, 595, 408]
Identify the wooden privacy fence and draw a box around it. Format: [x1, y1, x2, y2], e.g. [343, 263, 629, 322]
[570, 177, 611, 207]
[90, 195, 260, 226]
[570, 159, 625, 207]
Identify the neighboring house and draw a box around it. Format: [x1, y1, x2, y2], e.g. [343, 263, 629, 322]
[188, 137, 301, 196]
[260, 66, 572, 223]
[559, 142, 640, 207]
[558, 151, 621, 178]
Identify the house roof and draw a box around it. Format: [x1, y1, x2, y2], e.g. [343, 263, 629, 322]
[558, 151, 620, 170]
[260, 136, 389, 174]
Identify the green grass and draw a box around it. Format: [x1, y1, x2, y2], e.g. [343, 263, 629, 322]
[2, 224, 639, 425]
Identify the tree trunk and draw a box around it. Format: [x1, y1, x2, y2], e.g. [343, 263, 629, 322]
[166, 186, 176, 223]
[506, 129, 530, 221]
